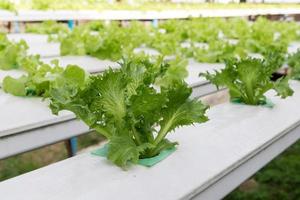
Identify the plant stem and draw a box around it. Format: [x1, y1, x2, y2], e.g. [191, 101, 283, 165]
[245, 82, 255, 105]
[153, 117, 174, 146]
[131, 125, 142, 145]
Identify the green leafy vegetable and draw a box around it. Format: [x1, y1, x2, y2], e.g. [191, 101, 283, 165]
[287, 49, 300, 80]
[0, 33, 28, 70]
[60, 21, 150, 61]
[25, 20, 69, 42]
[0, 0, 16, 12]
[57, 18, 300, 62]
[193, 40, 246, 63]
[2, 57, 89, 97]
[2, 75, 27, 96]
[60, 27, 86, 56]
[201, 56, 293, 105]
[49, 57, 208, 168]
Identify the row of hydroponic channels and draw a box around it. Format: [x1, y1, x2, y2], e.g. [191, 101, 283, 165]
[1, 17, 300, 168]
[24, 17, 300, 62]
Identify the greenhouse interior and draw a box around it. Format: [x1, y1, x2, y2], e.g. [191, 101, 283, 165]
[0, 0, 300, 199]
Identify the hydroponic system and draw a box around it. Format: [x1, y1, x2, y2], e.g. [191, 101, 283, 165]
[0, 0, 300, 199]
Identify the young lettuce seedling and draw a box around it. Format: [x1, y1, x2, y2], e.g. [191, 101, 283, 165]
[200, 55, 294, 105]
[49, 57, 209, 168]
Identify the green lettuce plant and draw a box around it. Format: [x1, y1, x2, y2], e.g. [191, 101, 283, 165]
[49, 57, 209, 168]
[0, 34, 28, 70]
[2, 57, 88, 97]
[201, 54, 294, 105]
